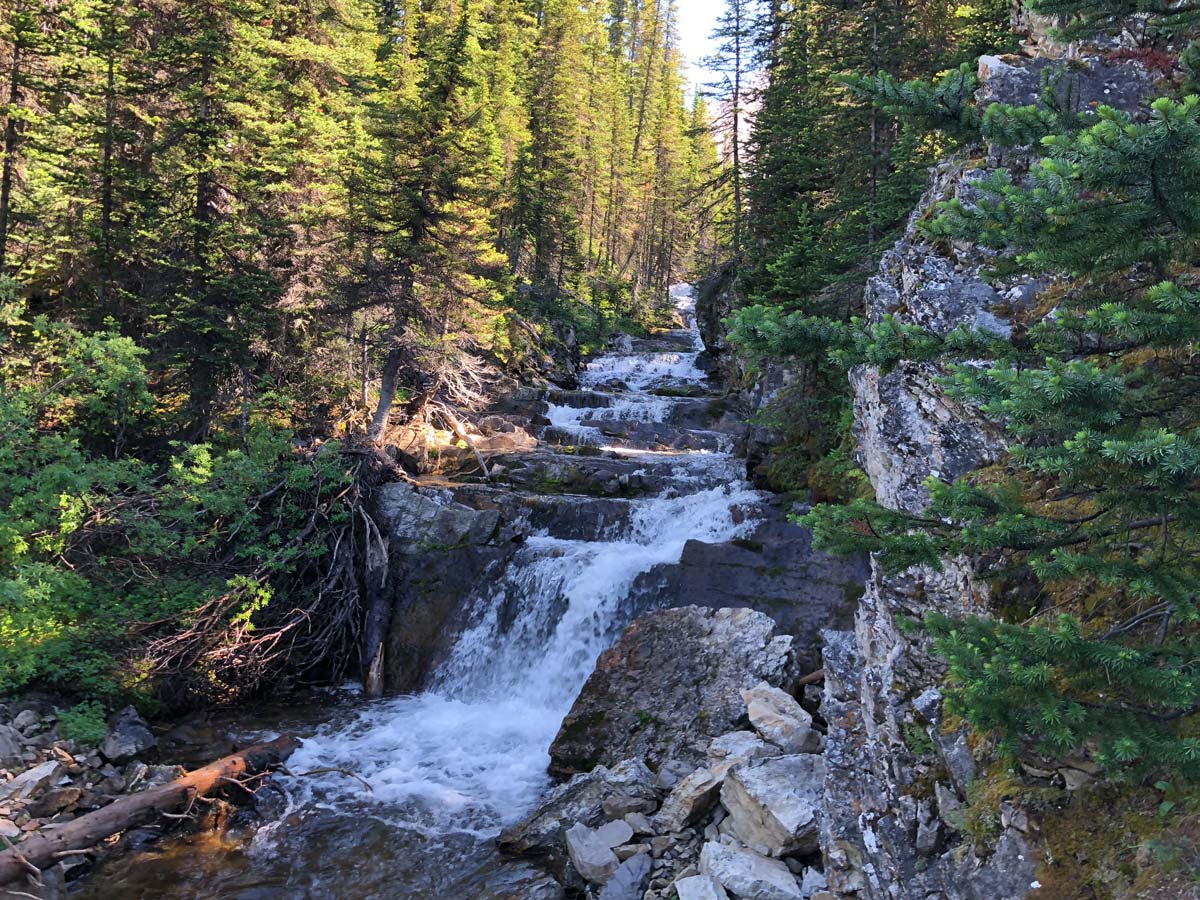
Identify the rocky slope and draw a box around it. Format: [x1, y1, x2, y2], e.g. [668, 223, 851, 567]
[816, 50, 1161, 900]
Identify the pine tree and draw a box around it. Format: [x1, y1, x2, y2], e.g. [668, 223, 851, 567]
[794, 23, 1200, 778]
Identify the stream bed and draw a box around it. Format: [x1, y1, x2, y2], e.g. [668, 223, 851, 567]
[76, 285, 774, 899]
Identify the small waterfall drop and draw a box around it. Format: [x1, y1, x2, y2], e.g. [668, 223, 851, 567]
[281, 286, 764, 844]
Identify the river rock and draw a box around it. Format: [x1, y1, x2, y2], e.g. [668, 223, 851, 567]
[699, 841, 803, 900]
[549, 607, 795, 774]
[499, 759, 657, 862]
[565, 822, 621, 884]
[0, 760, 64, 802]
[0, 724, 23, 767]
[741, 683, 819, 754]
[28, 785, 82, 818]
[675, 874, 731, 900]
[597, 851, 652, 900]
[99, 707, 156, 764]
[721, 755, 824, 857]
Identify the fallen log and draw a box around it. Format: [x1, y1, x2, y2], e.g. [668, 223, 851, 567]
[797, 667, 825, 687]
[0, 735, 300, 888]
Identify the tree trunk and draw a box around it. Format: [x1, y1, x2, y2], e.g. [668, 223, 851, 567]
[0, 736, 300, 888]
[0, 4, 24, 272]
[359, 507, 391, 699]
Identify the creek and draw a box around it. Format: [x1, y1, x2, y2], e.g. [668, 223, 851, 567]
[76, 285, 778, 899]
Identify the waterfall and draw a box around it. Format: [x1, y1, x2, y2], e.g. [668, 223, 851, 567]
[266, 284, 769, 858]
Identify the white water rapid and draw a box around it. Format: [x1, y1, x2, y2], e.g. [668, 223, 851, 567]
[77, 284, 774, 899]
[282, 286, 763, 842]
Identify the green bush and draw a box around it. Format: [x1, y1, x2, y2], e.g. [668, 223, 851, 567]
[58, 701, 109, 745]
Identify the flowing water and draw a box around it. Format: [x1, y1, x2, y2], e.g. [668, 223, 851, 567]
[78, 285, 771, 899]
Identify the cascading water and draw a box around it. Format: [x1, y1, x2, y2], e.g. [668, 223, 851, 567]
[78, 284, 772, 899]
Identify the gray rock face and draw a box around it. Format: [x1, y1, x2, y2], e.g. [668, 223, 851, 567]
[565, 822, 620, 884]
[99, 707, 156, 764]
[622, 501, 866, 672]
[375, 482, 525, 692]
[721, 755, 824, 857]
[699, 842, 803, 900]
[808, 47, 1162, 900]
[0, 760, 64, 802]
[0, 724, 24, 767]
[675, 874, 731, 900]
[548, 607, 795, 774]
[499, 759, 657, 865]
[597, 852, 652, 900]
[742, 683, 819, 754]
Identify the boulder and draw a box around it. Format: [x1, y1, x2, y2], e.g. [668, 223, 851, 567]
[0, 724, 24, 767]
[499, 760, 656, 872]
[12, 710, 40, 734]
[565, 822, 620, 884]
[675, 874, 731, 900]
[597, 852, 652, 900]
[0, 760, 64, 802]
[699, 842, 803, 900]
[653, 767, 723, 833]
[741, 683, 820, 754]
[721, 755, 824, 857]
[594, 819, 634, 848]
[549, 607, 795, 774]
[707, 731, 781, 768]
[99, 707, 156, 764]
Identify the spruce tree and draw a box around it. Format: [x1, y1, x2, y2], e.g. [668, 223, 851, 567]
[793, 19, 1200, 779]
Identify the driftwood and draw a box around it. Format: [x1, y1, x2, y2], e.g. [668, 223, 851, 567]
[0, 735, 300, 888]
[797, 668, 825, 687]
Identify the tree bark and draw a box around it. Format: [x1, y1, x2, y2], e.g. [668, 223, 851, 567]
[0, 2, 25, 272]
[0, 736, 300, 887]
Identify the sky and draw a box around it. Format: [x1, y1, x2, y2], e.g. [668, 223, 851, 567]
[675, 0, 724, 88]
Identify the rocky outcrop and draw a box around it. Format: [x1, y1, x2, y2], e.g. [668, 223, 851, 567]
[373, 482, 527, 692]
[547, 607, 795, 775]
[502, 623, 829, 900]
[623, 506, 867, 672]
[817, 50, 1160, 900]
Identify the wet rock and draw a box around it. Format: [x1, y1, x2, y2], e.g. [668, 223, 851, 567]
[549, 607, 795, 775]
[675, 874, 731, 900]
[376, 481, 526, 692]
[565, 822, 621, 884]
[699, 842, 803, 900]
[499, 760, 657, 862]
[741, 683, 819, 754]
[720, 755, 824, 857]
[461, 863, 566, 900]
[98, 707, 156, 764]
[598, 851, 652, 900]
